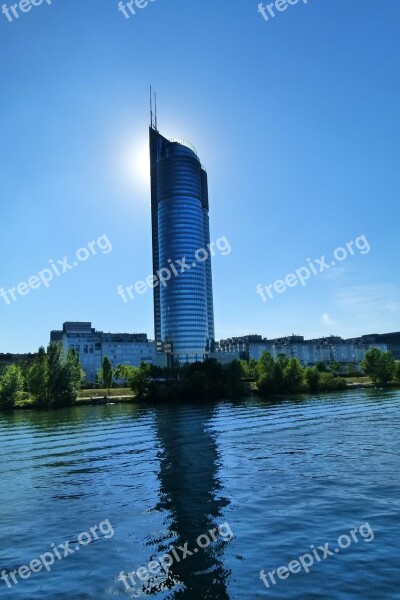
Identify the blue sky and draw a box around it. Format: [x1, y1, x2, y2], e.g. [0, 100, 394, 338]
[0, 0, 399, 353]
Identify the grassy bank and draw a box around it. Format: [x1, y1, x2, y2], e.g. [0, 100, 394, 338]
[13, 389, 136, 410]
[77, 388, 134, 399]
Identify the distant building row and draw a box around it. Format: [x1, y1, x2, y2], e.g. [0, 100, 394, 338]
[43, 324, 400, 383]
[214, 332, 400, 365]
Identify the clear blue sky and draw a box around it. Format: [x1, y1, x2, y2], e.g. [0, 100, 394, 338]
[0, 0, 399, 353]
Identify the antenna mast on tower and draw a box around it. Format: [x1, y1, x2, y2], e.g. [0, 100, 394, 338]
[150, 85, 154, 128]
[150, 86, 158, 131]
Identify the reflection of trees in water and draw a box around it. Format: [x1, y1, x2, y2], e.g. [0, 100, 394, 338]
[147, 405, 231, 599]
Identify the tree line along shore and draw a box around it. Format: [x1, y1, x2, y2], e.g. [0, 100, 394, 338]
[0, 344, 399, 411]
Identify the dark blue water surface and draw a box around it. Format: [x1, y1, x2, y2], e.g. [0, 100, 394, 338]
[0, 389, 399, 599]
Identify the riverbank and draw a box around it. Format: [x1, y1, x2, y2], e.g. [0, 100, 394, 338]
[7, 379, 400, 412]
[13, 389, 136, 410]
[3, 348, 399, 412]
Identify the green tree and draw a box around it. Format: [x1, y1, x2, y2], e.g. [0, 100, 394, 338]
[181, 371, 210, 402]
[257, 351, 276, 395]
[46, 343, 84, 407]
[318, 372, 347, 391]
[240, 359, 258, 380]
[346, 363, 360, 377]
[131, 362, 152, 401]
[27, 347, 48, 407]
[276, 354, 289, 369]
[188, 358, 225, 383]
[101, 356, 114, 395]
[114, 364, 135, 386]
[316, 361, 329, 373]
[284, 358, 304, 393]
[329, 362, 341, 375]
[225, 360, 246, 398]
[96, 367, 103, 386]
[258, 351, 275, 378]
[361, 348, 395, 386]
[303, 366, 320, 392]
[0, 365, 24, 409]
[248, 358, 259, 379]
[379, 351, 395, 385]
[239, 360, 251, 378]
[47, 342, 65, 407]
[51, 347, 83, 407]
[0, 362, 7, 378]
[393, 361, 400, 384]
[361, 348, 381, 383]
[63, 349, 84, 405]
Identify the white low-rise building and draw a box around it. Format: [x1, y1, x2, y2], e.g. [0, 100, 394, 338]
[50, 322, 156, 383]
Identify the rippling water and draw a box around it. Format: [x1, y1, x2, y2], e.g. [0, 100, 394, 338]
[0, 390, 399, 599]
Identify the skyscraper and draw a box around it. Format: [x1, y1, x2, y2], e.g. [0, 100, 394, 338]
[149, 114, 215, 365]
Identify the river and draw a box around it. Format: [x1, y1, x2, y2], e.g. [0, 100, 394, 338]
[0, 389, 399, 599]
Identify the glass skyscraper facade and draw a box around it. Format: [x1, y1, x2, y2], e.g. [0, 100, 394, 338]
[149, 125, 215, 364]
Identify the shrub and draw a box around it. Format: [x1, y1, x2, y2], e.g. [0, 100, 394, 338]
[0, 365, 24, 409]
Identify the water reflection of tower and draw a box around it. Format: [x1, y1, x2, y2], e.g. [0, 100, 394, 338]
[152, 405, 231, 599]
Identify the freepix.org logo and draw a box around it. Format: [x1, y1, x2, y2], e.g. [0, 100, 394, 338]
[117, 235, 231, 304]
[117, 0, 156, 20]
[258, 0, 309, 23]
[0, 235, 112, 308]
[1, 0, 53, 23]
[260, 522, 374, 591]
[256, 234, 371, 303]
[118, 522, 234, 594]
[1, 519, 114, 589]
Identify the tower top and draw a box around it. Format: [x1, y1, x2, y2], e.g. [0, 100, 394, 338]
[150, 86, 158, 131]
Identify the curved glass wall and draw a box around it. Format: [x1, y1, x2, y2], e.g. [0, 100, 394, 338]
[150, 130, 215, 364]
